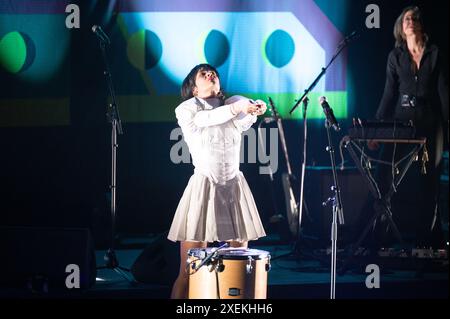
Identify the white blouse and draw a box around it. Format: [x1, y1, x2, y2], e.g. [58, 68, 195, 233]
[175, 95, 257, 184]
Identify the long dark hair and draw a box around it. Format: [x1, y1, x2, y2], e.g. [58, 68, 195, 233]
[393, 6, 428, 48]
[180, 63, 225, 101]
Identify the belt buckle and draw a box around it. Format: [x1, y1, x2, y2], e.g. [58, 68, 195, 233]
[401, 94, 416, 108]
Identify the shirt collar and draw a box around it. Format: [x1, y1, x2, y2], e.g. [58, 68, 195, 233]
[194, 97, 222, 110]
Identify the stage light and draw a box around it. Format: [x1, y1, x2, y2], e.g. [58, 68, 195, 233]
[0, 31, 34, 73]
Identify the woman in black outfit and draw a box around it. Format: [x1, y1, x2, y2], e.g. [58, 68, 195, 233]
[368, 6, 448, 247]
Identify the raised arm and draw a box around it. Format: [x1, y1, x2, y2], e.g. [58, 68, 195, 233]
[227, 96, 264, 132]
[175, 98, 260, 134]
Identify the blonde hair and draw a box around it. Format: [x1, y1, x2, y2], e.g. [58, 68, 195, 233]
[393, 6, 428, 48]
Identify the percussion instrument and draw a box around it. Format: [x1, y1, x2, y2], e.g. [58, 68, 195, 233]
[187, 247, 271, 299]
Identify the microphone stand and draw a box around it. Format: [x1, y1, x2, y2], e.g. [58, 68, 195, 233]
[288, 31, 356, 299]
[323, 118, 345, 300]
[268, 98, 312, 241]
[95, 39, 134, 283]
[269, 98, 317, 262]
[297, 96, 309, 243]
[289, 32, 352, 232]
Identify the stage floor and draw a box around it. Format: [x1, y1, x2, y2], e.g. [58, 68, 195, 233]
[1, 234, 448, 299]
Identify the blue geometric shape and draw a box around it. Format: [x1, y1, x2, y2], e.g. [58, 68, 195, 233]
[20, 32, 36, 72]
[145, 30, 163, 69]
[265, 29, 295, 68]
[204, 29, 229, 67]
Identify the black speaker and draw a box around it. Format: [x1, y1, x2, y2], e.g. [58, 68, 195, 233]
[0, 226, 96, 290]
[131, 232, 179, 285]
[304, 167, 371, 245]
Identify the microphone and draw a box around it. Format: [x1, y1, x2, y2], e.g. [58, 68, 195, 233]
[319, 96, 340, 132]
[195, 242, 229, 271]
[92, 25, 110, 44]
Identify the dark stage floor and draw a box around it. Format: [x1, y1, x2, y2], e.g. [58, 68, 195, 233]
[1, 234, 447, 300]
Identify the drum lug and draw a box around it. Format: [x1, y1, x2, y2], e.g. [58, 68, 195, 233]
[246, 256, 254, 274]
[215, 258, 225, 272]
[185, 257, 195, 275]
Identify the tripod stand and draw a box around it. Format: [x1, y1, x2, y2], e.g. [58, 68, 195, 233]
[94, 32, 134, 283]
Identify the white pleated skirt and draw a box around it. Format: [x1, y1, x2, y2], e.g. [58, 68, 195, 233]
[167, 172, 266, 242]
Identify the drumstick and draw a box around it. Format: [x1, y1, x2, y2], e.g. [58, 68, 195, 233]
[194, 242, 229, 271]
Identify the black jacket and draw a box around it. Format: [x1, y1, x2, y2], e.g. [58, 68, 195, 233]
[376, 43, 448, 133]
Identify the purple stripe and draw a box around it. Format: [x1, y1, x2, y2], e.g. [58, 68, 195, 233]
[117, 0, 279, 12]
[291, 0, 346, 90]
[0, 0, 70, 14]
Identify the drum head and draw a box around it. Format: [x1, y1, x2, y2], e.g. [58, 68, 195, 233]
[217, 248, 270, 260]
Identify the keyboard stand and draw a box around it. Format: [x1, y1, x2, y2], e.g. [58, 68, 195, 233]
[338, 136, 427, 274]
